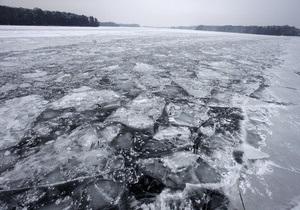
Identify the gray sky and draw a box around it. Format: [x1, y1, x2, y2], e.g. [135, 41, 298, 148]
[1, 0, 300, 27]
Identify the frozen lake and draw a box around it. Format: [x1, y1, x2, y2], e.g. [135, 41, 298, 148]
[0, 26, 300, 209]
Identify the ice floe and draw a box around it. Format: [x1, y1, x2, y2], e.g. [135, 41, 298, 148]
[107, 94, 165, 130]
[0, 95, 48, 149]
[51, 86, 121, 112]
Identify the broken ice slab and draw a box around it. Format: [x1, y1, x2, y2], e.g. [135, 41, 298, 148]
[140, 126, 193, 156]
[50, 86, 121, 112]
[107, 94, 165, 130]
[113, 79, 136, 92]
[196, 66, 224, 79]
[55, 73, 71, 83]
[0, 83, 18, 93]
[129, 174, 166, 200]
[23, 70, 47, 80]
[153, 126, 191, 146]
[167, 102, 208, 127]
[206, 91, 238, 107]
[194, 158, 222, 183]
[157, 84, 190, 99]
[0, 124, 122, 189]
[37, 196, 73, 210]
[0, 95, 48, 150]
[111, 132, 133, 150]
[137, 152, 222, 189]
[0, 176, 124, 210]
[231, 81, 260, 96]
[139, 139, 175, 158]
[135, 74, 171, 91]
[242, 143, 270, 160]
[161, 152, 199, 173]
[73, 178, 125, 209]
[132, 63, 171, 91]
[0, 150, 18, 173]
[184, 185, 229, 210]
[173, 78, 211, 98]
[133, 63, 165, 74]
[199, 124, 215, 137]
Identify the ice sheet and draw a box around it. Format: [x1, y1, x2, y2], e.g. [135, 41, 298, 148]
[0, 26, 299, 209]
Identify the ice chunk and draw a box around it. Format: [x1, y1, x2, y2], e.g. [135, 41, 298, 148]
[50, 87, 121, 111]
[194, 158, 222, 183]
[114, 79, 136, 91]
[200, 125, 215, 137]
[207, 91, 235, 107]
[107, 94, 165, 130]
[159, 84, 189, 99]
[111, 132, 133, 149]
[133, 63, 164, 73]
[153, 126, 191, 143]
[129, 175, 166, 200]
[55, 73, 71, 83]
[167, 102, 208, 127]
[0, 124, 122, 189]
[19, 83, 32, 88]
[96, 123, 122, 144]
[23, 70, 47, 80]
[0, 84, 17, 93]
[76, 126, 100, 150]
[140, 139, 175, 158]
[138, 153, 213, 189]
[0, 150, 18, 173]
[243, 144, 270, 160]
[153, 126, 192, 149]
[161, 152, 199, 173]
[196, 67, 223, 79]
[75, 179, 124, 209]
[54, 124, 120, 153]
[174, 78, 211, 98]
[71, 86, 93, 93]
[0, 95, 48, 149]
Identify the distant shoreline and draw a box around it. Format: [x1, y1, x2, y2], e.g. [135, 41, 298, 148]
[0, 5, 99, 27]
[172, 25, 300, 37]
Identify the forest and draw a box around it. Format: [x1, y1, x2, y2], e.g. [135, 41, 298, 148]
[0, 5, 99, 27]
[100, 22, 140, 27]
[196, 25, 300, 36]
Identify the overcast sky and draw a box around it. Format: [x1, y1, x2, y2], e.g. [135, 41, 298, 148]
[1, 0, 300, 27]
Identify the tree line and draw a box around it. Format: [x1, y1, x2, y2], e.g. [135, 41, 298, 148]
[0, 5, 99, 27]
[196, 25, 300, 36]
[100, 22, 140, 27]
